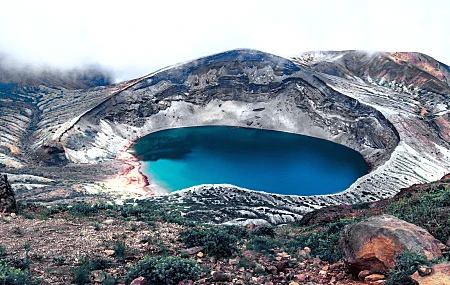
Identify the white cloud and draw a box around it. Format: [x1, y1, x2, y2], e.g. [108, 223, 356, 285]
[1, 0, 449, 82]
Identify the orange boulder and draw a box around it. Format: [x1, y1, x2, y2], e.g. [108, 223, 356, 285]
[339, 215, 444, 274]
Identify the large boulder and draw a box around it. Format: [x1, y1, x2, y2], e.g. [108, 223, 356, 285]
[35, 141, 68, 166]
[339, 215, 444, 274]
[0, 174, 16, 213]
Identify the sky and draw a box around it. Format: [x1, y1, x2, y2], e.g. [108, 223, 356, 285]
[0, 0, 449, 82]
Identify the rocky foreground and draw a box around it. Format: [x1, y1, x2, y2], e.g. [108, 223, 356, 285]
[1, 173, 450, 284]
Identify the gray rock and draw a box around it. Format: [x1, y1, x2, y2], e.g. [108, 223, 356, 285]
[180, 246, 205, 256]
[212, 271, 231, 282]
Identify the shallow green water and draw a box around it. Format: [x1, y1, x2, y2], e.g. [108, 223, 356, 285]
[131, 126, 369, 195]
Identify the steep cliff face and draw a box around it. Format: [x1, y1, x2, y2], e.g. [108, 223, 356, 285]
[59, 50, 399, 170]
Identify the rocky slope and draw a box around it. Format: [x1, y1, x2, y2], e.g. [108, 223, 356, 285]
[1, 49, 450, 224]
[0, 174, 448, 284]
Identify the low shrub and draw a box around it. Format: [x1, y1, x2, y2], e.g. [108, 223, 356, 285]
[72, 257, 112, 284]
[387, 182, 450, 242]
[90, 257, 111, 270]
[72, 261, 91, 285]
[253, 226, 275, 237]
[246, 236, 281, 253]
[114, 241, 126, 262]
[52, 256, 66, 266]
[181, 227, 238, 258]
[0, 245, 5, 256]
[224, 225, 249, 240]
[0, 260, 33, 285]
[386, 251, 428, 285]
[124, 255, 202, 285]
[284, 219, 357, 262]
[352, 202, 371, 210]
[69, 202, 100, 217]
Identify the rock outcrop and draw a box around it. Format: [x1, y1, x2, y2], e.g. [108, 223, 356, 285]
[339, 215, 444, 274]
[35, 141, 68, 166]
[0, 174, 16, 213]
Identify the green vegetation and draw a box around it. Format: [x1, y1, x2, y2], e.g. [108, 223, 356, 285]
[246, 236, 281, 253]
[17, 198, 194, 227]
[0, 242, 34, 285]
[288, 219, 357, 262]
[72, 257, 113, 285]
[253, 225, 275, 237]
[72, 261, 91, 285]
[124, 255, 202, 285]
[352, 202, 371, 209]
[114, 241, 126, 262]
[181, 226, 240, 258]
[385, 251, 428, 285]
[52, 257, 66, 266]
[387, 182, 450, 242]
[0, 260, 33, 285]
[246, 218, 358, 263]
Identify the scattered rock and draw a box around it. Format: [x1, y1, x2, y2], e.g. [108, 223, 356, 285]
[297, 249, 310, 259]
[255, 264, 265, 273]
[90, 270, 106, 283]
[358, 270, 372, 280]
[275, 260, 289, 272]
[335, 272, 345, 281]
[364, 274, 385, 282]
[212, 271, 231, 282]
[102, 219, 114, 225]
[104, 250, 115, 256]
[296, 273, 308, 282]
[0, 174, 16, 213]
[313, 256, 321, 265]
[339, 215, 444, 274]
[180, 246, 205, 256]
[329, 262, 343, 271]
[229, 257, 240, 265]
[130, 276, 147, 285]
[411, 262, 450, 284]
[267, 265, 278, 275]
[417, 265, 433, 277]
[318, 270, 327, 278]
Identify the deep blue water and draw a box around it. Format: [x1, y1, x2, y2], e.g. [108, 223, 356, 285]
[131, 126, 368, 195]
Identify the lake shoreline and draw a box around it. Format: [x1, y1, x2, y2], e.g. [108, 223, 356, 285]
[111, 141, 156, 197]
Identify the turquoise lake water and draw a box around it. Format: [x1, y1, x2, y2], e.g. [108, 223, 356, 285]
[132, 126, 369, 195]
